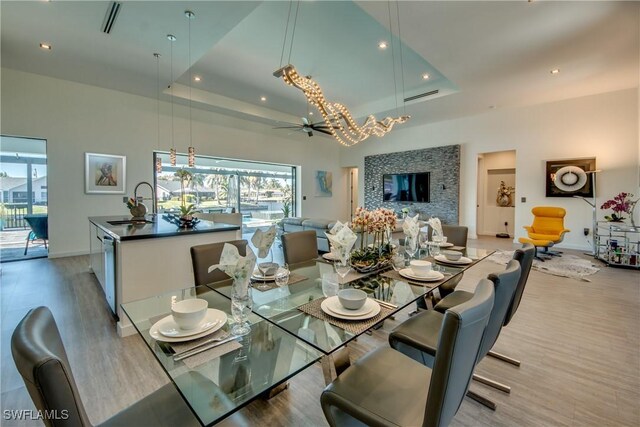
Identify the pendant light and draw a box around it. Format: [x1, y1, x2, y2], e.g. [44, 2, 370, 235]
[185, 10, 196, 168]
[167, 33, 177, 166]
[154, 52, 162, 173]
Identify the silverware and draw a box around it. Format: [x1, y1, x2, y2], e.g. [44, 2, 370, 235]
[171, 330, 229, 357]
[173, 334, 239, 362]
[372, 298, 398, 309]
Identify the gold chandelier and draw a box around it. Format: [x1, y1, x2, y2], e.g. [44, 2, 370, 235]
[274, 65, 409, 147]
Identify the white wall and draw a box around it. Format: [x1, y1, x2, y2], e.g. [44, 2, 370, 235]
[1, 68, 350, 257]
[341, 89, 639, 250]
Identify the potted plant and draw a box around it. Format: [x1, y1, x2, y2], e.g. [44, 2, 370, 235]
[349, 207, 397, 272]
[600, 192, 637, 223]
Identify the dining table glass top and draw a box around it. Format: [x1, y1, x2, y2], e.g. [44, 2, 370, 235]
[209, 247, 494, 355]
[121, 286, 323, 427]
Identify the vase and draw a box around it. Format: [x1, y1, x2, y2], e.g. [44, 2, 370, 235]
[231, 277, 252, 336]
[130, 203, 147, 219]
[496, 194, 511, 207]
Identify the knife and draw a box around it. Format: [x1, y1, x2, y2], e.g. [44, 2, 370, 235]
[173, 335, 239, 362]
[372, 298, 398, 310]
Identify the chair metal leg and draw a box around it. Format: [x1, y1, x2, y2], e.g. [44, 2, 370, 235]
[466, 390, 497, 411]
[488, 350, 521, 367]
[473, 373, 511, 393]
[24, 238, 30, 255]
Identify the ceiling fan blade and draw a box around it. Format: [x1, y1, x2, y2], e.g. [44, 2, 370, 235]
[314, 128, 333, 135]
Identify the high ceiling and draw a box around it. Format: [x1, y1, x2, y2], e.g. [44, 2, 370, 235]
[2, 1, 638, 133]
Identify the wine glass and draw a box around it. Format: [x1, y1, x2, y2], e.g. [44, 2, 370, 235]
[391, 251, 406, 271]
[255, 248, 276, 291]
[334, 256, 351, 284]
[274, 264, 290, 310]
[418, 232, 429, 259]
[404, 236, 418, 261]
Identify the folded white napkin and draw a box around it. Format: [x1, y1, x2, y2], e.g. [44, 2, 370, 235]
[402, 214, 420, 239]
[326, 224, 357, 263]
[329, 220, 347, 235]
[427, 217, 443, 240]
[251, 225, 276, 258]
[208, 243, 256, 293]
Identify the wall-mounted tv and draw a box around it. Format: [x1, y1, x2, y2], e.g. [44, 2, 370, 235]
[383, 172, 430, 202]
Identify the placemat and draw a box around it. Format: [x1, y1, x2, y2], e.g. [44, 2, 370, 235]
[297, 297, 394, 335]
[380, 269, 444, 287]
[252, 272, 308, 292]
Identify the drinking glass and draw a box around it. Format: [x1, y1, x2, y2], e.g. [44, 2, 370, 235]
[391, 252, 406, 271]
[404, 236, 418, 261]
[231, 279, 252, 336]
[322, 272, 340, 297]
[418, 232, 429, 259]
[274, 264, 290, 288]
[429, 241, 441, 258]
[334, 257, 351, 284]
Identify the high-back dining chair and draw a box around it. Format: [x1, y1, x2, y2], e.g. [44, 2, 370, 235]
[190, 240, 247, 287]
[389, 260, 521, 410]
[11, 307, 203, 427]
[281, 230, 318, 265]
[427, 224, 468, 247]
[194, 212, 242, 239]
[321, 278, 495, 427]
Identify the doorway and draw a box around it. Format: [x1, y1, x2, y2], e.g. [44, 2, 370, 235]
[476, 150, 516, 238]
[0, 136, 48, 262]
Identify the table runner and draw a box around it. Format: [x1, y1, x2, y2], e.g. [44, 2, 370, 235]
[297, 297, 394, 335]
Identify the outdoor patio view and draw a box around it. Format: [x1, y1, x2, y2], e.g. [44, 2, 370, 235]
[0, 136, 48, 262]
[154, 152, 295, 233]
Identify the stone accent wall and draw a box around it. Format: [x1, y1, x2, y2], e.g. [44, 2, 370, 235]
[364, 145, 460, 224]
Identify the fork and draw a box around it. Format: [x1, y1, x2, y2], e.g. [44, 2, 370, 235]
[172, 330, 230, 358]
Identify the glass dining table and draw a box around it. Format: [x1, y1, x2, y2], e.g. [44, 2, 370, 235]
[121, 247, 493, 426]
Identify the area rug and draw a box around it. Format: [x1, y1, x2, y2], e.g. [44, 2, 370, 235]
[488, 251, 600, 282]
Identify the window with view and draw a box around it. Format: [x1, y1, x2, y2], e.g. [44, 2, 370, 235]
[153, 152, 296, 233]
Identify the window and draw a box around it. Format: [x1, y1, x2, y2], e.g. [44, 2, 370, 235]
[153, 152, 296, 232]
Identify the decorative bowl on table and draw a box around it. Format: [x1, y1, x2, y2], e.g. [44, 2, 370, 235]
[171, 298, 208, 330]
[442, 250, 462, 261]
[349, 247, 392, 273]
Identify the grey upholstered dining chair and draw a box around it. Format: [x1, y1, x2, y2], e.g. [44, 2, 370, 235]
[427, 224, 469, 247]
[321, 278, 495, 427]
[281, 230, 318, 265]
[389, 259, 521, 410]
[11, 307, 205, 427]
[435, 243, 535, 367]
[190, 239, 247, 287]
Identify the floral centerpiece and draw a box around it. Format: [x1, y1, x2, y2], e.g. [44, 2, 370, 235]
[349, 207, 397, 272]
[600, 192, 637, 223]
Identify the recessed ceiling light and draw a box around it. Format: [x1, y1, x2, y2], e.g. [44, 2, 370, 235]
[194, 76, 201, 82]
[378, 41, 388, 49]
[260, 96, 267, 102]
[422, 73, 430, 80]
[39, 43, 52, 50]
[550, 68, 560, 75]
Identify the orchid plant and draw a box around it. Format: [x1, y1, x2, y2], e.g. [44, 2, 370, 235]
[600, 192, 637, 222]
[351, 207, 397, 249]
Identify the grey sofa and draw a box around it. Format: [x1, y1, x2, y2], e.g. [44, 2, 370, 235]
[280, 217, 336, 252]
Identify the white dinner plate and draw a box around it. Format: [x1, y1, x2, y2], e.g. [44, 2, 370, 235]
[150, 309, 227, 342]
[322, 252, 339, 261]
[251, 270, 276, 281]
[321, 296, 381, 320]
[434, 255, 473, 265]
[430, 241, 454, 248]
[323, 296, 376, 317]
[398, 268, 445, 282]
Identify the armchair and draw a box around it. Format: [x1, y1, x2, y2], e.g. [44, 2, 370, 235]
[518, 206, 570, 260]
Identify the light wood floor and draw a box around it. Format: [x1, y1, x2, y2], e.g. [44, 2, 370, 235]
[1, 237, 638, 427]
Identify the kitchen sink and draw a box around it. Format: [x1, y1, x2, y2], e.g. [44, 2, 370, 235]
[107, 220, 154, 226]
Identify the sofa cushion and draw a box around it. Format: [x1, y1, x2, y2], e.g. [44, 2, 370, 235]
[282, 217, 308, 226]
[301, 219, 334, 229]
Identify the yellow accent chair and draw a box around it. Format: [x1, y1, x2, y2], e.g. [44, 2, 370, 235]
[518, 207, 570, 261]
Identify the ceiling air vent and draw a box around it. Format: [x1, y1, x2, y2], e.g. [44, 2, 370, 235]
[404, 90, 439, 103]
[102, 2, 122, 34]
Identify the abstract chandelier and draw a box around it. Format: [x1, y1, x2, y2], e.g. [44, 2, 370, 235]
[274, 64, 409, 147]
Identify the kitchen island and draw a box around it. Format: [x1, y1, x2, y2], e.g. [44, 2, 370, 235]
[89, 215, 240, 336]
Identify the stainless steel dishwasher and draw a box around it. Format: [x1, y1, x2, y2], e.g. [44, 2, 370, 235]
[103, 235, 117, 318]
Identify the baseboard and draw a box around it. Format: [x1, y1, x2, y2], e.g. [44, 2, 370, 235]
[48, 250, 90, 259]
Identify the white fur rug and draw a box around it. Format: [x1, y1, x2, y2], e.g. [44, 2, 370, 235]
[488, 251, 601, 282]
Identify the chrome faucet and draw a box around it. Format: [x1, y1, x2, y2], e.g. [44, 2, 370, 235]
[134, 181, 157, 216]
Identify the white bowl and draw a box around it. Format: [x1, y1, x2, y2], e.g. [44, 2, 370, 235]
[442, 250, 462, 261]
[171, 298, 208, 330]
[337, 289, 367, 310]
[409, 260, 432, 277]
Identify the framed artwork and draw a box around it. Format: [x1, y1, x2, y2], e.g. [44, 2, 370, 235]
[545, 158, 595, 198]
[85, 152, 126, 194]
[315, 170, 333, 197]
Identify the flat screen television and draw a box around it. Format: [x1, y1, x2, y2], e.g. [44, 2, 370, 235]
[383, 172, 430, 202]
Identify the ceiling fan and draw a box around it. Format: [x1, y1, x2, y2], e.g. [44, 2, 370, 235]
[274, 116, 337, 137]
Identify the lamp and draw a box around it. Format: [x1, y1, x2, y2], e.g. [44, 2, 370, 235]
[572, 169, 602, 257]
[153, 52, 162, 173]
[167, 33, 177, 166]
[185, 10, 196, 167]
[273, 1, 409, 147]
